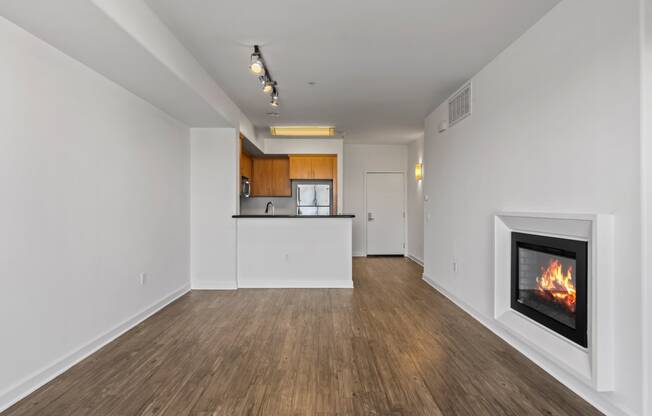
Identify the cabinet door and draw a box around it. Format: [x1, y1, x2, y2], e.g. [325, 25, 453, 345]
[271, 158, 291, 196]
[251, 158, 273, 196]
[311, 156, 334, 179]
[240, 150, 252, 179]
[289, 156, 313, 179]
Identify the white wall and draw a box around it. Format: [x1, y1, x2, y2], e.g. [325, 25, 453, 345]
[236, 218, 353, 288]
[344, 144, 408, 256]
[423, 0, 642, 414]
[407, 138, 424, 263]
[190, 128, 239, 289]
[0, 17, 190, 410]
[643, 2, 652, 414]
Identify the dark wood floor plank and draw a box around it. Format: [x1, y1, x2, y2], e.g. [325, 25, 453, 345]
[2, 257, 602, 416]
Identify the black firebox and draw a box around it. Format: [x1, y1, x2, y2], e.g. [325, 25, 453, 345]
[511, 232, 588, 347]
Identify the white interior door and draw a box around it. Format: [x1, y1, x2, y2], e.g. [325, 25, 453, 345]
[366, 172, 405, 255]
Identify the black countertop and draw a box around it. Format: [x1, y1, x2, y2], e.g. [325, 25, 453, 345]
[233, 214, 355, 218]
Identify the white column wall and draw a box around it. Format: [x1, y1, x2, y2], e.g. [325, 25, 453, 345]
[190, 128, 239, 289]
[407, 137, 425, 264]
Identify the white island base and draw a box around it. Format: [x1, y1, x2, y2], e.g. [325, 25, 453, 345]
[235, 216, 353, 288]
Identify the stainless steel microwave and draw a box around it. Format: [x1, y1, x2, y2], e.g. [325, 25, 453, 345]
[241, 177, 251, 198]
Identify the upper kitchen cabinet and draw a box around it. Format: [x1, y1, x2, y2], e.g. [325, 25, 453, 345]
[311, 156, 334, 179]
[252, 157, 291, 197]
[271, 158, 291, 196]
[240, 135, 253, 179]
[288, 155, 313, 179]
[240, 149, 253, 179]
[289, 155, 336, 179]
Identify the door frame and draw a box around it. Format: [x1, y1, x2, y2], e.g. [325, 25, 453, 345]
[363, 171, 407, 256]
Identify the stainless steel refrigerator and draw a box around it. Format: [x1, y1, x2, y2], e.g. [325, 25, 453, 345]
[296, 183, 331, 215]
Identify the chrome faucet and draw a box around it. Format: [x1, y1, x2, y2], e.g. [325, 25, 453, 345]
[265, 201, 275, 216]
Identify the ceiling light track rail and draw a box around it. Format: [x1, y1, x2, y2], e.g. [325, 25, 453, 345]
[249, 45, 279, 108]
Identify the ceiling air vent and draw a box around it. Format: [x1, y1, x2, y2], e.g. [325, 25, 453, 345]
[448, 82, 472, 127]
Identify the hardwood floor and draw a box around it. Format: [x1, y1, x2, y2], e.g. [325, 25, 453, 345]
[3, 257, 601, 416]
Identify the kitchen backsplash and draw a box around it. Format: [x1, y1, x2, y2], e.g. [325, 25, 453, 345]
[240, 188, 297, 215]
[240, 180, 332, 215]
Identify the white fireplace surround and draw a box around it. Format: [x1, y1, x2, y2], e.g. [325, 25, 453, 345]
[495, 212, 615, 392]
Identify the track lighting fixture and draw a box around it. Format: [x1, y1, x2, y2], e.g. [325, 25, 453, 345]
[249, 45, 280, 107]
[259, 76, 275, 94]
[270, 91, 279, 107]
[249, 47, 264, 75]
[250, 59, 264, 75]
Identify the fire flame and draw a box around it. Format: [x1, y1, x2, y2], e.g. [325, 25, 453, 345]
[535, 259, 576, 314]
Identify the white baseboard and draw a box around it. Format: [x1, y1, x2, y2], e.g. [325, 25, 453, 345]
[237, 280, 354, 289]
[191, 279, 238, 290]
[0, 283, 190, 413]
[352, 252, 366, 257]
[407, 254, 424, 266]
[421, 273, 633, 416]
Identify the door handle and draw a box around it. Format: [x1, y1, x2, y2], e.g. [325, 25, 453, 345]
[368, 212, 374, 221]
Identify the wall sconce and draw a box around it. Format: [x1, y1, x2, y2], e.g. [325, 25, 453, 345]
[415, 163, 423, 181]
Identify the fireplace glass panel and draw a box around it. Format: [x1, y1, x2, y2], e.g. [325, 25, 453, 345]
[516, 247, 577, 330]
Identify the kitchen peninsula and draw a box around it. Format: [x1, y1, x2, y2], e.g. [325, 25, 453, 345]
[235, 135, 353, 288]
[233, 214, 354, 288]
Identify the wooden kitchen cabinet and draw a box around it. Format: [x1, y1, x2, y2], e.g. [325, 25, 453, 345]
[311, 156, 334, 179]
[271, 158, 291, 196]
[240, 135, 253, 179]
[288, 156, 313, 179]
[252, 157, 291, 197]
[252, 158, 271, 196]
[240, 149, 253, 179]
[289, 155, 336, 180]
[249, 154, 336, 198]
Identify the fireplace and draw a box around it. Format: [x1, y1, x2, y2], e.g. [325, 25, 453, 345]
[511, 232, 588, 347]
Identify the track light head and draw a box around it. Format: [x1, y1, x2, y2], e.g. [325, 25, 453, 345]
[262, 80, 274, 94]
[250, 54, 264, 75]
[249, 46, 265, 75]
[259, 77, 274, 94]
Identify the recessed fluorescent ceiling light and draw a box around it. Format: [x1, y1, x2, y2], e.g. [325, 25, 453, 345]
[270, 126, 336, 137]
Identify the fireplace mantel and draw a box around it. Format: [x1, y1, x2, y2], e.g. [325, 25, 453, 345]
[494, 212, 614, 392]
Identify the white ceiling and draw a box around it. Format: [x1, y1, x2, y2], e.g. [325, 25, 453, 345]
[146, 0, 560, 143]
